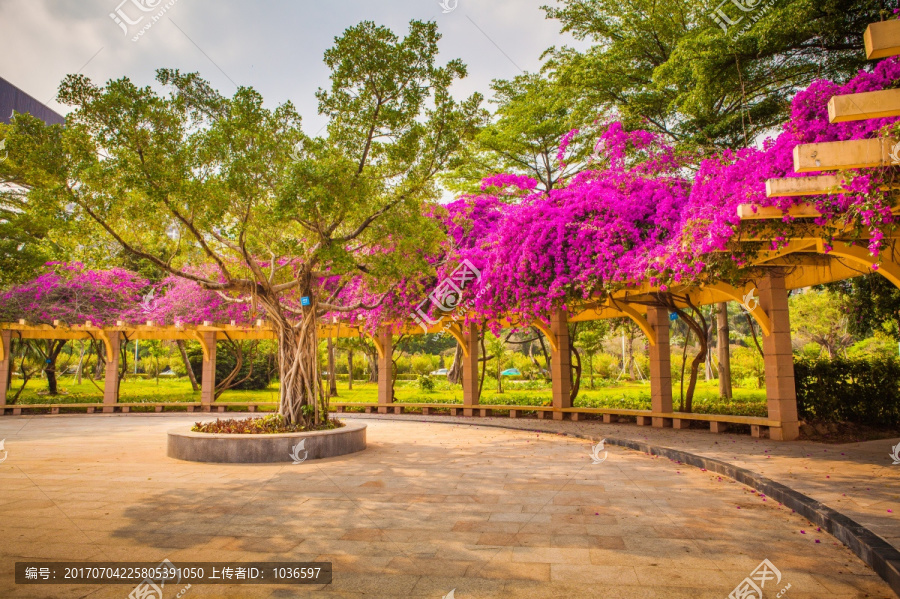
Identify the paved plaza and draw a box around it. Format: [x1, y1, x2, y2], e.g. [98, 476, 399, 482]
[0, 413, 897, 598]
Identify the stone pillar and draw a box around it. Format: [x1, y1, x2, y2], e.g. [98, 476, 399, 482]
[647, 306, 673, 427]
[461, 323, 480, 416]
[377, 328, 393, 413]
[549, 309, 572, 420]
[200, 332, 217, 410]
[103, 333, 121, 413]
[0, 331, 10, 406]
[758, 273, 800, 441]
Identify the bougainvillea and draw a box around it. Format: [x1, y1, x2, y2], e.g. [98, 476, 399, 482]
[3, 60, 898, 331]
[135, 275, 257, 325]
[0, 263, 148, 326]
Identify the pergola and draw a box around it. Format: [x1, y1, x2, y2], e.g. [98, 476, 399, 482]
[2, 20, 899, 441]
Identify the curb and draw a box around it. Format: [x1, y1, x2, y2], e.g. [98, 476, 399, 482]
[342, 412, 900, 597]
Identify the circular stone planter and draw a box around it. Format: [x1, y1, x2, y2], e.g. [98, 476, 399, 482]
[167, 420, 366, 463]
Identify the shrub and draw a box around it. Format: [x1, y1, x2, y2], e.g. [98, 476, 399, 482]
[187, 341, 276, 391]
[416, 374, 436, 392]
[794, 356, 900, 426]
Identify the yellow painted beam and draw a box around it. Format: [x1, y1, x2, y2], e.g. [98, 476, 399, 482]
[865, 19, 900, 60]
[96, 329, 115, 362]
[190, 330, 211, 362]
[366, 332, 385, 359]
[793, 137, 895, 173]
[828, 88, 900, 123]
[605, 302, 657, 346]
[701, 283, 772, 337]
[818, 240, 900, 289]
[531, 320, 560, 352]
[749, 240, 818, 264]
[446, 323, 470, 358]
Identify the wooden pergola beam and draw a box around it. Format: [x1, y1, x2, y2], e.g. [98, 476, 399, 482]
[793, 137, 895, 173]
[738, 204, 823, 220]
[764, 175, 844, 198]
[828, 88, 900, 123]
[865, 19, 900, 60]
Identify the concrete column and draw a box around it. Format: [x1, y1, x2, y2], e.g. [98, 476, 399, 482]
[102, 333, 121, 413]
[549, 309, 572, 420]
[461, 323, 480, 416]
[377, 328, 393, 413]
[758, 273, 800, 441]
[200, 332, 217, 410]
[647, 306, 673, 427]
[0, 331, 10, 406]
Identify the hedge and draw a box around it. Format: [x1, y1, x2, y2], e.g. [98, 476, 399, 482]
[794, 356, 900, 426]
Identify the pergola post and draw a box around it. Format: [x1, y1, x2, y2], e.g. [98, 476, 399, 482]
[0, 331, 11, 406]
[549, 309, 572, 420]
[647, 306, 673, 427]
[758, 273, 800, 441]
[377, 328, 393, 414]
[102, 333, 121, 413]
[461, 323, 480, 416]
[200, 332, 217, 411]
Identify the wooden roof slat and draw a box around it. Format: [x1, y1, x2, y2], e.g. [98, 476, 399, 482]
[793, 137, 895, 173]
[828, 88, 900, 123]
[865, 19, 900, 60]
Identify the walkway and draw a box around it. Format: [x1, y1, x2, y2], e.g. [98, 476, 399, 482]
[0, 413, 896, 598]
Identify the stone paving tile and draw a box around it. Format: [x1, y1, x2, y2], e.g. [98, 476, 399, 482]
[0, 413, 896, 598]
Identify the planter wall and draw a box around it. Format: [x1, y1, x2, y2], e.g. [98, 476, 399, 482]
[167, 420, 366, 463]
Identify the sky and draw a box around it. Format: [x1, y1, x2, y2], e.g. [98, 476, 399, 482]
[0, 0, 589, 135]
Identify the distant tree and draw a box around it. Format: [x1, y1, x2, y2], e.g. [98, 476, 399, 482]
[8, 20, 482, 426]
[543, 0, 890, 149]
[826, 274, 900, 339]
[790, 290, 853, 358]
[444, 72, 598, 194]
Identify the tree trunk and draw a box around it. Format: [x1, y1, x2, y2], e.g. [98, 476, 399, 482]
[366, 349, 378, 383]
[626, 327, 637, 379]
[447, 342, 463, 384]
[496, 354, 503, 394]
[43, 340, 66, 396]
[570, 345, 582, 402]
[588, 353, 594, 389]
[268, 296, 325, 427]
[75, 341, 86, 385]
[327, 336, 338, 397]
[716, 302, 732, 399]
[347, 350, 354, 390]
[681, 304, 709, 414]
[177, 339, 200, 392]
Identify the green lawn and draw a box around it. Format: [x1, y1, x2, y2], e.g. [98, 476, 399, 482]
[7, 376, 767, 417]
